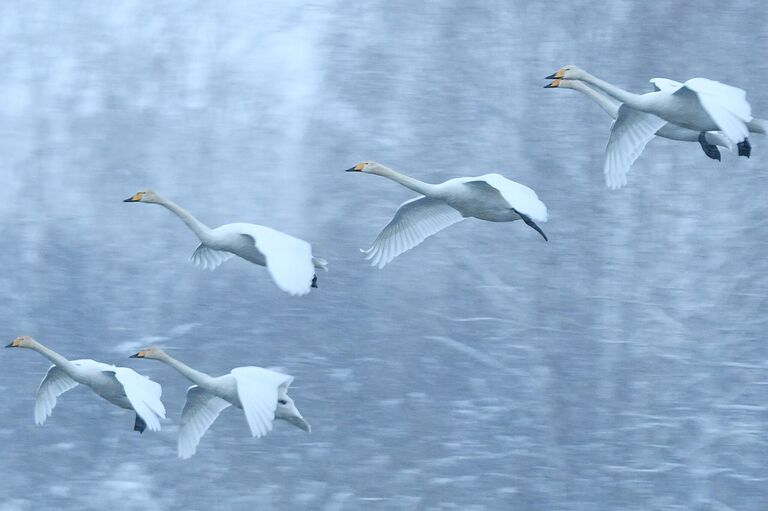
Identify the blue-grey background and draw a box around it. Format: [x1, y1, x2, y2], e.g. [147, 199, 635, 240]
[1, 1, 766, 510]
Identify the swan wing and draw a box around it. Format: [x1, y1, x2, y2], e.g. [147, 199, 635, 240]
[677, 78, 752, 143]
[189, 244, 234, 270]
[178, 385, 231, 459]
[465, 174, 547, 222]
[34, 366, 79, 425]
[649, 78, 683, 92]
[603, 104, 667, 189]
[362, 196, 464, 269]
[239, 225, 315, 296]
[109, 367, 166, 432]
[231, 366, 292, 438]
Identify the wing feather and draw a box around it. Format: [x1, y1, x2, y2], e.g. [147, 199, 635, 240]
[177, 386, 231, 459]
[362, 196, 464, 269]
[465, 174, 548, 221]
[110, 367, 166, 432]
[239, 225, 315, 296]
[189, 244, 234, 270]
[34, 366, 79, 425]
[603, 105, 667, 189]
[677, 78, 752, 144]
[231, 367, 292, 438]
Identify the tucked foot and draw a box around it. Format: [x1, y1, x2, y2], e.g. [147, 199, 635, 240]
[311, 275, 318, 288]
[738, 138, 751, 158]
[134, 414, 146, 434]
[698, 132, 721, 161]
[513, 208, 548, 242]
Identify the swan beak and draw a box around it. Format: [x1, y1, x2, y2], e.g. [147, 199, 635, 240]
[345, 162, 365, 172]
[544, 79, 561, 88]
[123, 192, 143, 202]
[545, 69, 564, 80]
[5, 339, 20, 348]
[130, 351, 146, 358]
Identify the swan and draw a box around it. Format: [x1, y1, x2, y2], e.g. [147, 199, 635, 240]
[124, 190, 328, 296]
[545, 77, 733, 163]
[130, 346, 310, 459]
[546, 65, 764, 189]
[345, 161, 548, 268]
[5, 336, 165, 433]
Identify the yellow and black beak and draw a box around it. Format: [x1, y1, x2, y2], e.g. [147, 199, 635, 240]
[344, 163, 365, 172]
[123, 192, 144, 203]
[544, 79, 562, 89]
[130, 351, 146, 358]
[5, 339, 21, 348]
[545, 69, 565, 80]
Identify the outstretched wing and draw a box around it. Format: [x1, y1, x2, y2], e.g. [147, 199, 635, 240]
[34, 366, 79, 425]
[649, 78, 683, 92]
[110, 367, 166, 432]
[178, 385, 231, 459]
[231, 366, 292, 438]
[465, 174, 547, 222]
[677, 78, 752, 144]
[189, 244, 234, 270]
[239, 225, 315, 296]
[362, 196, 464, 269]
[603, 105, 667, 189]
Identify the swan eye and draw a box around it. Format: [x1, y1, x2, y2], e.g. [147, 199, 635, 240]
[278, 399, 288, 405]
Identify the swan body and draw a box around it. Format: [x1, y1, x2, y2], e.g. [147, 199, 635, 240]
[131, 347, 310, 459]
[124, 190, 327, 296]
[547, 66, 763, 189]
[345, 162, 548, 268]
[6, 336, 165, 433]
[545, 78, 732, 152]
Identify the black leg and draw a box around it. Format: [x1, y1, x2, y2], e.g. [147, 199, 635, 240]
[311, 275, 318, 288]
[134, 414, 146, 434]
[698, 132, 721, 161]
[738, 138, 751, 158]
[512, 208, 548, 242]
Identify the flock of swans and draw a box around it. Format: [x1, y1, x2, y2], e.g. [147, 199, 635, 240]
[6, 65, 762, 458]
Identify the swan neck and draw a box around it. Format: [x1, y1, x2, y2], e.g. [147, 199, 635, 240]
[159, 353, 213, 387]
[374, 166, 437, 196]
[578, 71, 640, 107]
[155, 196, 213, 243]
[30, 341, 77, 374]
[570, 81, 620, 118]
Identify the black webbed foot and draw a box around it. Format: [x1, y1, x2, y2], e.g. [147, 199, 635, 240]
[311, 275, 318, 288]
[134, 414, 146, 434]
[738, 138, 751, 158]
[698, 132, 721, 161]
[512, 208, 548, 242]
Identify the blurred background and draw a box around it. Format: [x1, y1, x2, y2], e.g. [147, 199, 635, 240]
[1, 1, 767, 510]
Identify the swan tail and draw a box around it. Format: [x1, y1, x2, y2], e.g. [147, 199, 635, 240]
[312, 257, 329, 272]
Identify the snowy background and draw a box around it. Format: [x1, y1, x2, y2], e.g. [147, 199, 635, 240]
[1, 1, 767, 510]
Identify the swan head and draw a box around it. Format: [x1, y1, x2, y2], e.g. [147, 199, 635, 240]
[130, 346, 166, 360]
[545, 65, 584, 81]
[277, 394, 311, 432]
[344, 161, 387, 175]
[123, 190, 162, 204]
[5, 335, 35, 349]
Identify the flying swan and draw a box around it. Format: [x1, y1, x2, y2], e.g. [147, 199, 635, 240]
[124, 190, 328, 296]
[6, 336, 166, 433]
[546, 65, 764, 189]
[345, 161, 548, 268]
[544, 77, 733, 162]
[131, 346, 310, 459]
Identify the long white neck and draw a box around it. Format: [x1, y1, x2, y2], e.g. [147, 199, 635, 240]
[576, 71, 644, 108]
[29, 340, 78, 374]
[372, 165, 439, 196]
[154, 195, 214, 244]
[566, 81, 620, 119]
[157, 352, 214, 387]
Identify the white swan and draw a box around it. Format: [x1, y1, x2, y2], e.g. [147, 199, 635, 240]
[131, 347, 310, 459]
[546, 65, 764, 189]
[124, 190, 328, 296]
[345, 161, 548, 268]
[545, 78, 732, 163]
[6, 336, 166, 433]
